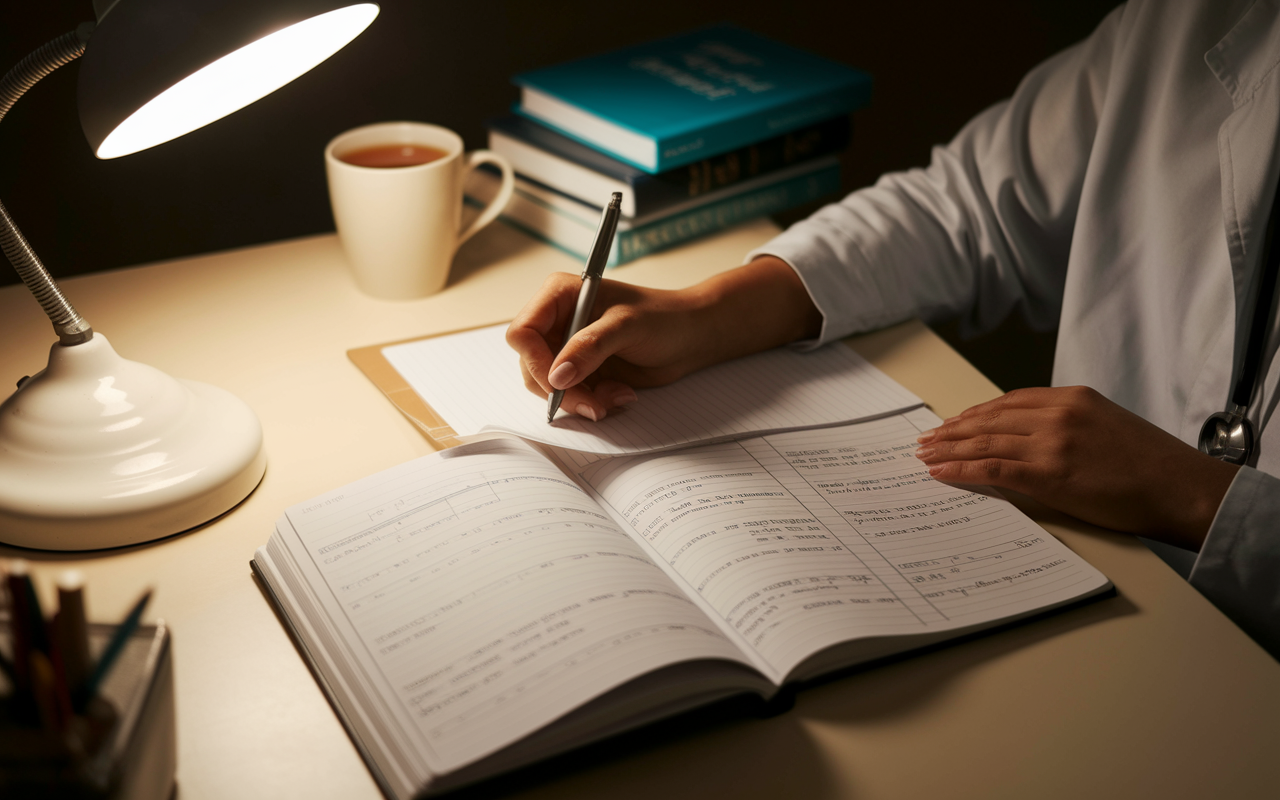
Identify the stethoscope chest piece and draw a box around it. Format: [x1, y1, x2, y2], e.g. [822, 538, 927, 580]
[1198, 405, 1254, 465]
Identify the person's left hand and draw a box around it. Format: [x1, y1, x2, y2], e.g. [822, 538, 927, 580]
[914, 386, 1240, 550]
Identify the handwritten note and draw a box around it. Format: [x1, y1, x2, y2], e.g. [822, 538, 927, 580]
[275, 438, 752, 773]
[563, 408, 1110, 678]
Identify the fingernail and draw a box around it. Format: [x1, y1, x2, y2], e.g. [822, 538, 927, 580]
[575, 403, 600, 422]
[915, 447, 934, 459]
[917, 428, 936, 443]
[928, 465, 944, 477]
[549, 362, 577, 389]
[610, 387, 638, 406]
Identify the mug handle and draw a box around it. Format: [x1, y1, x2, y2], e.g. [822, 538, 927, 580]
[458, 150, 514, 248]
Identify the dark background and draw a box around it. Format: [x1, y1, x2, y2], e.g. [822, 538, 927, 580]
[0, 0, 1121, 389]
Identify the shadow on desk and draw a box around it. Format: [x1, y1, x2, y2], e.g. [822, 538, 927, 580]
[446, 593, 1131, 800]
[449, 221, 548, 290]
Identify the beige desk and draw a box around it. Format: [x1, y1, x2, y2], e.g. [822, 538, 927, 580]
[2, 219, 1278, 799]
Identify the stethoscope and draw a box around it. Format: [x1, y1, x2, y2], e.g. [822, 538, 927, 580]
[1198, 181, 1280, 464]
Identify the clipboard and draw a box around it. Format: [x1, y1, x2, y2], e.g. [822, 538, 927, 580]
[347, 323, 501, 450]
[350, 320, 931, 462]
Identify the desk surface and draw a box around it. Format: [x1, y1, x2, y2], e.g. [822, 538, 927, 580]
[2, 219, 1278, 800]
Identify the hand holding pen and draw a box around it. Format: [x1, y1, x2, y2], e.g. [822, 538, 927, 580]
[506, 202, 821, 422]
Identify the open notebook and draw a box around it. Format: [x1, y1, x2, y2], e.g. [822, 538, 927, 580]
[257, 330, 1111, 797]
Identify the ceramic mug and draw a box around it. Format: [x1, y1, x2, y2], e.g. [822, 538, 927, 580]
[325, 121, 514, 299]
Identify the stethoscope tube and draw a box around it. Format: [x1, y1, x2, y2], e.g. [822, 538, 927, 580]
[1199, 174, 1280, 464]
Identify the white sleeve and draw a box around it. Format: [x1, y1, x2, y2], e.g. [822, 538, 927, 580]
[1191, 468, 1280, 655]
[750, 5, 1125, 348]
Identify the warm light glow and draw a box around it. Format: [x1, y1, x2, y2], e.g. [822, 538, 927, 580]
[96, 3, 379, 159]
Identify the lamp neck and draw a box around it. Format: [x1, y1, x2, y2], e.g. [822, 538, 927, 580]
[1, 27, 96, 346]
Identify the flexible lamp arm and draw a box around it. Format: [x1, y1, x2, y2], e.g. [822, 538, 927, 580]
[0, 25, 95, 346]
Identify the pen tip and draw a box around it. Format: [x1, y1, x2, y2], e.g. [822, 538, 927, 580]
[609, 192, 621, 209]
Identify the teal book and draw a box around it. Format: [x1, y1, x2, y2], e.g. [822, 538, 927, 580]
[513, 24, 871, 174]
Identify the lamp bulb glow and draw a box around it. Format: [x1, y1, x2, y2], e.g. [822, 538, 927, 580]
[95, 3, 379, 159]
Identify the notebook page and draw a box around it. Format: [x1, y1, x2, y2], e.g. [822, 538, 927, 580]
[560, 408, 1110, 680]
[273, 438, 754, 775]
[382, 323, 922, 455]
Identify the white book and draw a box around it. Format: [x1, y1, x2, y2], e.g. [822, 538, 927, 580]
[256, 330, 1113, 795]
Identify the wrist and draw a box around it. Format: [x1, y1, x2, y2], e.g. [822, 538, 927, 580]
[1159, 454, 1238, 551]
[685, 256, 822, 364]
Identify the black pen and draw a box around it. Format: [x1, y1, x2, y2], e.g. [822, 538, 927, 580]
[547, 192, 623, 422]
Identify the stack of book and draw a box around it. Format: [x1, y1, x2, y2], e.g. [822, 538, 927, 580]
[469, 25, 872, 266]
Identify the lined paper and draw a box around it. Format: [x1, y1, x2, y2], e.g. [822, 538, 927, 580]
[272, 438, 755, 773]
[383, 323, 922, 455]
[563, 407, 1111, 679]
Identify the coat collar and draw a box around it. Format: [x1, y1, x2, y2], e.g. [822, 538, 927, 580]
[1206, 0, 1280, 108]
[1209, 0, 1280, 374]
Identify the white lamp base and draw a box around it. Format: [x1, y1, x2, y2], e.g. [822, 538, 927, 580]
[0, 333, 265, 550]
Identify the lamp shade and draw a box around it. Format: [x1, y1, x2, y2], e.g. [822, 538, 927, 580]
[77, 0, 379, 159]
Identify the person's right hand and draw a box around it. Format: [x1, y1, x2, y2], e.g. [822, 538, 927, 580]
[505, 274, 718, 421]
[505, 256, 823, 421]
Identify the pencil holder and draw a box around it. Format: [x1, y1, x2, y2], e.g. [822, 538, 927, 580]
[0, 622, 175, 800]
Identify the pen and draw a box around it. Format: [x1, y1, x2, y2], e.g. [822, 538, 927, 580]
[547, 192, 623, 422]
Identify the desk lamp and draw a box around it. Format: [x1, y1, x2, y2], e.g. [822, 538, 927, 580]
[0, 0, 380, 549]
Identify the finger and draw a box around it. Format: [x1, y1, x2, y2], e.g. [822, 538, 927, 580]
[593, 355, 692, 389]
[507, 273, 583, 393]
[916, 433, 1034, 464]
[520, 360, 547, 399]
[508, 272, 582, 343]
[592, 379, 638, 411]
[554, 384, 609, 422]
[925, 457, 1037, 491]
[509, 324, 559, 394]
[551, 379, 638, 422]
[548, 309, 642, 391]
[918, 407, 1053, 443]
[946, 385, 1103, 423]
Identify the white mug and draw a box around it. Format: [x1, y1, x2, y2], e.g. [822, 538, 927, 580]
[325, 121, 514, 299]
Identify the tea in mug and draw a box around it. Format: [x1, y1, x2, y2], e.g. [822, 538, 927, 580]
[339, 143, 448, 168]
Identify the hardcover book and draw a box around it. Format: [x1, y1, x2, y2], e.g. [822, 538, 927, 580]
[254, 327, 1112, 797]
[466, 156, 842, 267]
[487, 113, 852, 218]
[513, 24, 871, 173]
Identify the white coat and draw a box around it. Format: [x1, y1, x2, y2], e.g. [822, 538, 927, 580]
[753, 0, 1280, 655]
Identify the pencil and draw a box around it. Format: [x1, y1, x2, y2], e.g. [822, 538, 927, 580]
[29, 651, 61, 732]
[54, 570, 92, 696]
[4, 560, 35, 693]
[0, 645, 15, 687]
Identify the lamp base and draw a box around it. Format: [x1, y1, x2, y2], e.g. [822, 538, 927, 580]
[0, 334, 265, 550]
